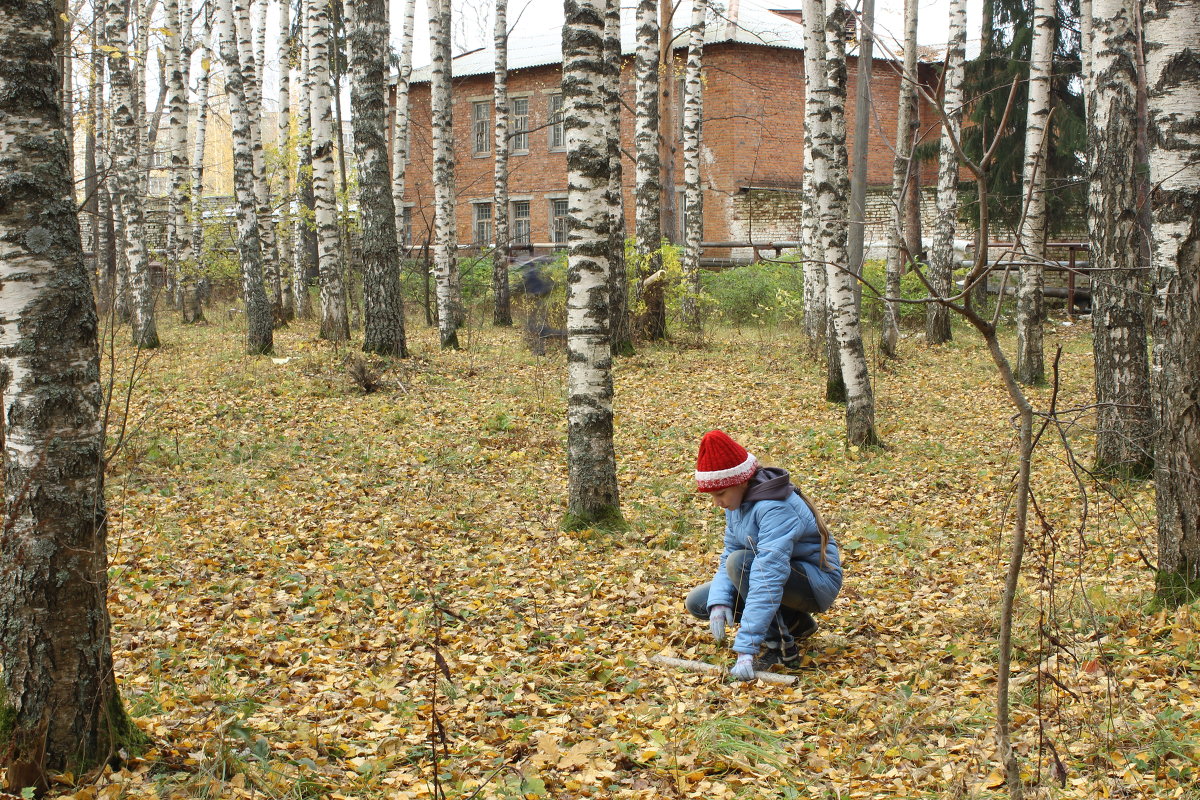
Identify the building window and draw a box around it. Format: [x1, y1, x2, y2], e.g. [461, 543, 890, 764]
[551, 198, 569, 246]
[511, 97, 529, 152]
[400, 206, 412, 246]
[473, 101, 491, 155]
[549, 93, 565, 149]
[474, 202, 493, 245]
[512, 200, 530, 245]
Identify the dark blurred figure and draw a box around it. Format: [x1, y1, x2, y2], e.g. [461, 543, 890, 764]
[515, 256, 564, 353]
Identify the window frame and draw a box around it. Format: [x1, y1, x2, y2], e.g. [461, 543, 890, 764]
[510, 96, 530, 153]
[550, 197, 570, 247]
[511, 199, 531, 246]
[473, 201, 494, 246]
[548, 93, 565, 151]
[472, 101, 492, 156]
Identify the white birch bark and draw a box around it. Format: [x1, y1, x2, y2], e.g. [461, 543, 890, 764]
[215, 0, 273, 353]
[350, 0, 408, 356]
[1088, 0, 1153, 477]
[429, 0, 463, 348]
[277, 0, 295, 321]
[294, 0, 315, 318]
[0, 0, 134, 771]
[235, 0, 281, 316]
[1145, 0, 1200, 597]
[391, 0, 416, 255]
[164, 0, 193, 308]
[880, 0, 917, 359]
[309, 0, 349, 339]
[1079, 0, 1093, 119]
[926, 0, 965, 345]
[493, 0, 513, 326]
[822, 0, 880, 447]
[184, 8, 211, 324]
[634, 0, 664, 339]
[1015, 0, 1054, 385]
[802, 0, 827, 343]
[106, 0, 159, 347]
[564, 0, 621, 525]
[605, 0, 630, 354]
[680, 0, 705, 332]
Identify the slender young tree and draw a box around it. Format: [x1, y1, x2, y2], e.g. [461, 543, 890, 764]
[309, 0, 350, 339]
[350, 0, 408, 356]
[106, 0, 158, 347]
[1144, 0, 1199, 602]
[391, 0, 416, 265]
[0, 0, 142, 788]
[492, 0, 513, 326]
[679, 0, 705, 332]
[563, 0, 622, 528]
[634, 0, 665, 339]
[802, 0, 828, 346]
[1014, 0, 1054, 385]
[1088, 0, 1153, 478]
[429, 0, 463, 347]
[185, 6, 211, 324]
[605, 0, 631, 355]
[822, 0, 881, 447]
[215, 0, 273, 353]
[927, 0, 966, 344]
[295, 0, 316, 318]
[847, 0, 874, 305]
[880, 0, 917, 359]
[164, 0, 193, 306]
[277, 0, 295, 321]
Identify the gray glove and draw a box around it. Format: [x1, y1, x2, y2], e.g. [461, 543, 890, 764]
[708, 605, 732, 643]
[730, 653, 756, 681]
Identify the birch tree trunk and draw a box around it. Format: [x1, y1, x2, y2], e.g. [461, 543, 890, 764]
[215, 0, 273, 353]
[106, 0, 159, 347]
[802, 0, 827, 340]
[822, 0, 880, 447]
[1079, 0, 1093, 118]
[164, 0, 192, 310]
[880, 0, 917, 359]
[0, 0, 142, 784]
[1088, 0, 1153, 478]
[235, 0, 281, 317]
[605, 0, 631, 355]
[309, 0, 350, 339]
[1144, 0, 1200, 602]
[350, 0, 408, 356]
[85, 1, 106, 300]
[926, 0, 965, 345]
[563, 0, 622, 528]
[277, 0, 295, 321]
[294, 0, 315, 318]
[429, 0, 463, 348]
[847, 0, 873, 307]
[185, 19, 211, 325]
[492, 0, 513, 326]
[391, 0, 415, 263]
[1014, 0, 1054, 385]
[634, 0, 665, 340]
[679, 0, 705, 333]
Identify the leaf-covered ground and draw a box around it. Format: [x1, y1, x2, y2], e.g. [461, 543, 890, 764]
[38, 309, 1199, 799]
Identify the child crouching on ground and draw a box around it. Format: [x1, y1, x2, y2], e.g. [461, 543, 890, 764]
[685, 430, 842, 680]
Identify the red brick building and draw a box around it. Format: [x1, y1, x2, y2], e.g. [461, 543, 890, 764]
[396, 7, 941, 261]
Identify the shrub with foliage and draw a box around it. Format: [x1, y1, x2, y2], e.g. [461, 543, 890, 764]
[699, 258, 807, 327]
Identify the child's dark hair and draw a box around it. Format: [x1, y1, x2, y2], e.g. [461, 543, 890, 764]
[796, 486, 833, 570]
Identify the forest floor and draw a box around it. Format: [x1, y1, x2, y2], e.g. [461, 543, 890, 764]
[40, 304, 1198, 800]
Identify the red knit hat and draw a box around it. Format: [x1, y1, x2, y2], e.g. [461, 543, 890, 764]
[695, 430, 758, 492]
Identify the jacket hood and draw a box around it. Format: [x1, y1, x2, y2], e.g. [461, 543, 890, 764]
[742, 465, 798, 503]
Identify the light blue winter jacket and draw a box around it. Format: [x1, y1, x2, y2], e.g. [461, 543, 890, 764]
[706, 467, 842, 654]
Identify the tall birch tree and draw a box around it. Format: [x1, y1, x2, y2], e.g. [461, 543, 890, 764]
[295, 0, 316, 318]
[1144, 0, 1200, 602]
[215, 0, 274, 353]
[350, 0, 408, 356]
[391, 0, 416, 264]
[1088, 0, 1153, 478]
[880, 0, 917, 359]
[277, 0, 295, 321]
[802, 0, 827, 345]
[106, 0, 158, 347]
[1014, 0, 1054, 385]
[605, 0, 631, 355]
[926, 0, 965, 345]
[492, 0, 513, 326]
[563, 0, 622, 528]
[184, 9, 211, 324]
[429, 0, 463, 348]
[164, 0, 193, 307]
[634, 0, 665, 340]
[822, 0, 881, 447]
[679, 0, 705, 333]
[309, 0, 350, 339]
[0, 0, 142, 786]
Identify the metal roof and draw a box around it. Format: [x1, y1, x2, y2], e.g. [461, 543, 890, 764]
[410, 1, 810, 84]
